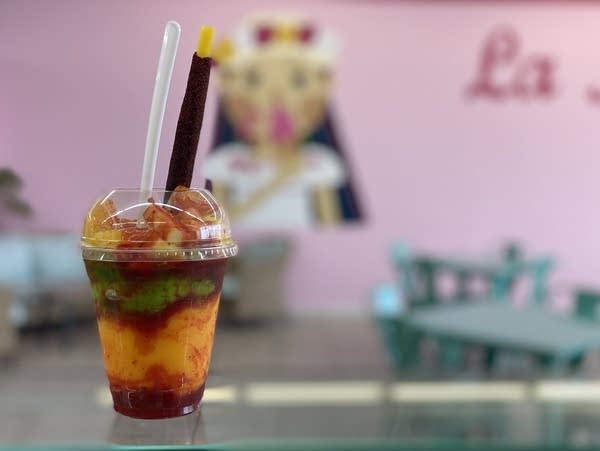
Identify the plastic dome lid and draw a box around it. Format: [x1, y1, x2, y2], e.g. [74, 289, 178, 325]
[81, 188, 237, 261]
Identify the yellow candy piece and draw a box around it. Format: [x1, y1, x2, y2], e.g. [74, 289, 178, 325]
[196, 26, 215, 58]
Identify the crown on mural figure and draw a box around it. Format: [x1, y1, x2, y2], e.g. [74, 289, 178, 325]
[213, 14, 339, 66]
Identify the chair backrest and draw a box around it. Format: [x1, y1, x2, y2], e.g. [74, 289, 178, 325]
[574, 289, 600, 321]
[490, 257, 554, 305]
[390, 241, 428, 309]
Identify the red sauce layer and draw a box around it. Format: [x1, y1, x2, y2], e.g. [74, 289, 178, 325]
[110, 382, 206, 419]
[115, 258, 228, 282]
[98, 293, 219, 338]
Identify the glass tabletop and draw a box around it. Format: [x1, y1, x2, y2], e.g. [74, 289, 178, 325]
[3, 317, 600, 450]
[105, 382, 600, 448]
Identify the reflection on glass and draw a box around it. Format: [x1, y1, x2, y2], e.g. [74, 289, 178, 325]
[109, 409, 205, 445]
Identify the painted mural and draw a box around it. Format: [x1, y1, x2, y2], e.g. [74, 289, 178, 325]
[204, 15, 363, 229]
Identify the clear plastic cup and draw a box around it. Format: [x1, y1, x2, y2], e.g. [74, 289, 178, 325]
[81, 188, 237, 419]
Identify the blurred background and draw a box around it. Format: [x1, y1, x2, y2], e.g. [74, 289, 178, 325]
[4, 0, 600, 446]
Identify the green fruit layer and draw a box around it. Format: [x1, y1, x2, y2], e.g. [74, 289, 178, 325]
[86, 262, 216, 314]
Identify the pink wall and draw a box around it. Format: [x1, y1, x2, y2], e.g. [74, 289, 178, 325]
[3, 0, 600, 310]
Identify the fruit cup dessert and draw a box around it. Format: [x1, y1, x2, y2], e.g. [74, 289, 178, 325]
[81, 187, 237, 419]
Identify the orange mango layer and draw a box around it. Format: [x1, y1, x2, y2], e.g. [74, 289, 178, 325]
[97, 296, 219, 396]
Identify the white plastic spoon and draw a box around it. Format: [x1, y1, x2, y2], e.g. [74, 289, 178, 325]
[139, 21, 181, 200]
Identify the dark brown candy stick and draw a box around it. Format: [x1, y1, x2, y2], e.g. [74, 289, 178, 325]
[165, 53, 212, 192]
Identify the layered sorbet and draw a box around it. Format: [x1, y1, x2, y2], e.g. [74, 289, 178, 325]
[82, 187, 234, 419]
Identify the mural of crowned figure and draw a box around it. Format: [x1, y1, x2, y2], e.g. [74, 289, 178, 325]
[205, 14, 363, 229]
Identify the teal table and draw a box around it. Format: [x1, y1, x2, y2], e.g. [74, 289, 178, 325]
[385, 246, 558, 372]
[406, 303, 600, 371]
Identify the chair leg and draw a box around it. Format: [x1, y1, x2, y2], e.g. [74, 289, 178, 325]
[536, 354, 554, 371]
[483, 346, 498, 373]
[568, 353, 585, 372]
[376, 318, 421, 370]
[439, 339, 464, 372]
[398, 327, 422, 368]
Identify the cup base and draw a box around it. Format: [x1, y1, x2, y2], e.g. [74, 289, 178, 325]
[110, 384, 205, 419]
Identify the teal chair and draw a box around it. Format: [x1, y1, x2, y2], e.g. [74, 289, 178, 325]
[565, 289, 600, 371]
[390, 242, 419, 306]
[387, 243, 462, 371]
[575, 289, 600, 321]
[390, 241, 438, 308]
[373, 243, 422, 370]
[489, 258, 554, 305]
[515, 287, 591, 374]
[484, 257, 553, 372]
[371, 280, 421, 370]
